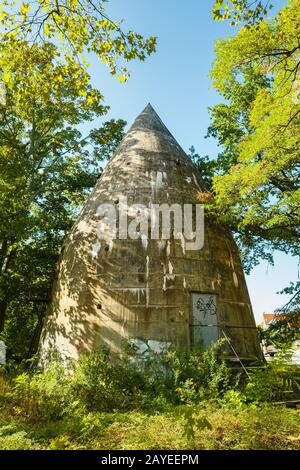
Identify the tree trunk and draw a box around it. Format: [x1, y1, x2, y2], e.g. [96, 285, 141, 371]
[27, 302, 48, 358]
[0, 239, 8, 272]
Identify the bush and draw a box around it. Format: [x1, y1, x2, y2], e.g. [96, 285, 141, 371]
[13, 362, 72, 420]
[164, 340, 237, 403]
[243, 355, 300, 403]
[70, 349, 150, 411]
[0, 424, 40, 450]
[10, 342, 299, 421]
[10, 342, 237, 417]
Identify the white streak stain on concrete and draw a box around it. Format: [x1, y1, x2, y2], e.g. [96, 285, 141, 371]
[193, 173, 199, 187]
[92, 242, 101, 260]
[146, 256, 150, 307]
[166, 240, 171, 257]
[180, 233, 186, 255]
[162, 262, 167, 291]
[157, 240, 166, 253]
[233, 271, 239, 288]
[123, 288, 145, 304]
[156, 171, 163, 188]
[141, 234, 148, 250]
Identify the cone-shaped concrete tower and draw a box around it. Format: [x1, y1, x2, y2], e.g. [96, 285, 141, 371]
[40, 104, 262, 360]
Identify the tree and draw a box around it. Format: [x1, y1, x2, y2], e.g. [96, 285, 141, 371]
[212, 0, 274, 26]
[190, 68, 272, 272]
[0, 41, 125, 359]
[208, 0, 300, 300]
[206, 67, 271, 176]
[188, 146, 217, 188]
[0, 1, 156, 86]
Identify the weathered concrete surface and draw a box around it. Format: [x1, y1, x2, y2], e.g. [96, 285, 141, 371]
[39, 104, 262, 360]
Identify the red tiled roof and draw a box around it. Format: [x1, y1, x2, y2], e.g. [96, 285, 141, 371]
[263, 313, 287, 325]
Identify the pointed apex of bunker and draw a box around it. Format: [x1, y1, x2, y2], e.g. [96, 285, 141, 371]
[129, 103, 174, 137]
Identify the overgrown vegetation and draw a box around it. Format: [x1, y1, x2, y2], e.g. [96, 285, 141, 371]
[0, 343, 299, 450]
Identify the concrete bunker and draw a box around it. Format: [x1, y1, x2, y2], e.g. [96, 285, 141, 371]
[39, 104, 263, 362]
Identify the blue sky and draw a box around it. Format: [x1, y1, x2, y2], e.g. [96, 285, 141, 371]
[86, 0, 298, 322]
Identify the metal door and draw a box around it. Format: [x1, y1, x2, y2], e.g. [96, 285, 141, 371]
[191, 293, 218, 349]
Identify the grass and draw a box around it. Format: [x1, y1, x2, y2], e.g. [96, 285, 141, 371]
[1, 347, 299, 450]
[0, 399, 299, 450]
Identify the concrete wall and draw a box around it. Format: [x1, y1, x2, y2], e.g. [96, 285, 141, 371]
[40, 105, 262, 361]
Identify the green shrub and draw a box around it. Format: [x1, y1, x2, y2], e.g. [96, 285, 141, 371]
[10, 342, 299, 422]
[69, 349, 154, 411]
[221, 390, 246, 409]
[0, 424, 40, 450]
[9, 342, 241, 417]
[164, 340, 238, 403]
[13, 362, 72, 420]
[0, 372, 11, 403]
[243, 354, 300, 402]
[49, 435, 72, 450]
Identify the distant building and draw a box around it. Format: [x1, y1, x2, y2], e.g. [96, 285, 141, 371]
[262, 312, 288, 329]
[260, 312, 300, 364]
